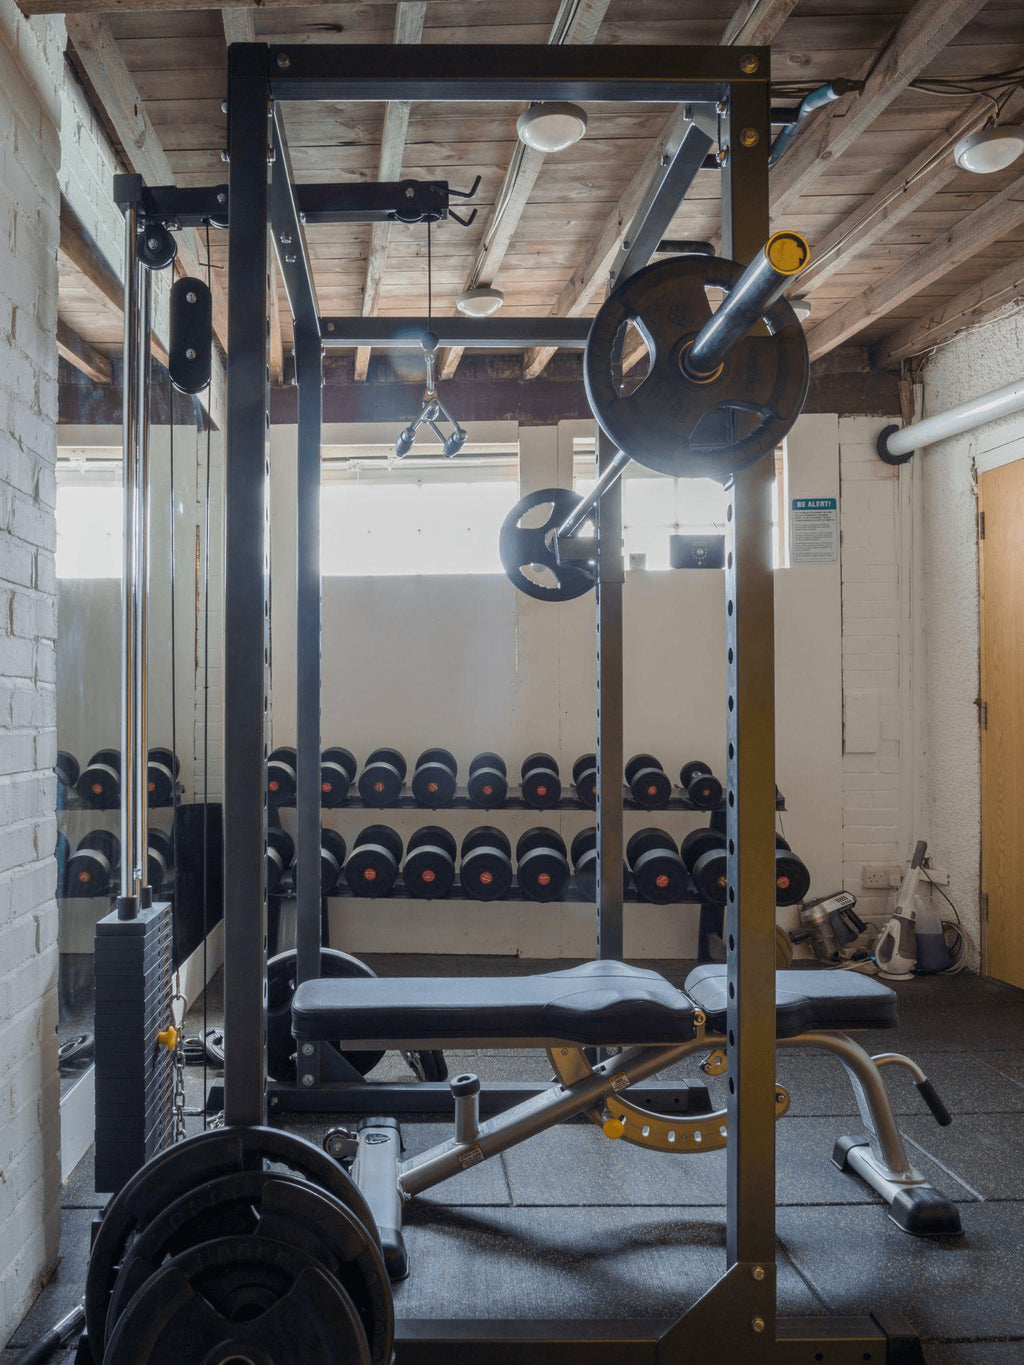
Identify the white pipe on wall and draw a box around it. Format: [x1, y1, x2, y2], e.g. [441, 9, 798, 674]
[878, 376, 1024, 462]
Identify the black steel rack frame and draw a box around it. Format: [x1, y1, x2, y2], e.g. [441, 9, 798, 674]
[214, 41, 923, 1364]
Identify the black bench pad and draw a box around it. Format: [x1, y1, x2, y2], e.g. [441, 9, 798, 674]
[684, 965, 899, 1038]
[292, 960, 696, 1047]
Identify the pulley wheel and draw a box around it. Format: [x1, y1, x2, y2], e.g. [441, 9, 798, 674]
[103, 1235, 371, 1365]
[105, 1172, 392, 1363]
[498, 487, 595, 602]
[267, 948, 386, 1082]
[84, 1126, 377, 1352]
[585, 254, 809, 480]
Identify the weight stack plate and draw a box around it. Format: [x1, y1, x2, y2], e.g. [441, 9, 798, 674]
[93, 900, 175, 1194]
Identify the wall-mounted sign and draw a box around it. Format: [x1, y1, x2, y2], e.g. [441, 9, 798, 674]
[791, 496, 838, 564]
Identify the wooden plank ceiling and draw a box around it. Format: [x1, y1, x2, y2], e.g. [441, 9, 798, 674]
[42, 0, 1024, 384]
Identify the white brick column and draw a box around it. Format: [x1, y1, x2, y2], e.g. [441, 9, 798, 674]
[0, 0, 64, 1342]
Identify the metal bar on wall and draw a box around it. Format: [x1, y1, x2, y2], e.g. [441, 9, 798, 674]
[294, 331, 324, 989]
[223, 43, 272, 1128]
[594, 427, 625, 961]
[720, 72, 778, 1290]
[319, 317, 591, 349]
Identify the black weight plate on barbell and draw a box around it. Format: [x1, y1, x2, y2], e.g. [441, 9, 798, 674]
[499, 487, 596, 602]
[267, 949, 385, 1081]
[585, 254, 810, 480]
[407, 825, 458, 862]
[403, 843, 456, 899]
[84, 1126, 378, 1354]
[680, 826, 726, 872]
[625, 827, 675, 868]
[517, 847, 570, 903]
[103, 1235, 372, 1365]
[104, 1173, 391, 1364]
[692, 846, 729, 904]
[321, 747, 357, 806]
[775, 849, 811, 906]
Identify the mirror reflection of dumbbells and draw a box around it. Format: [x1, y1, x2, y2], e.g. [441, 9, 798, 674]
[571, 826, 628, 900]
[680, 827, 811, 905]
[521, 753, 562, 810]
[65, 831, 120, 897]
[460, 827, 513, 901]
[267, 746, 360, 807]
[467, 753, 508, 808]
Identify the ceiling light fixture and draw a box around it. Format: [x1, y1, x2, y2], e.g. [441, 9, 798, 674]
[456, 286, 505, 317]
[953, 125, 1024, 174]
[516, 102, 588, 153]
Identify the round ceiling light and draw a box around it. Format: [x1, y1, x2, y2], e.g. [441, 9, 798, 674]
[456, 286, 505, 317]
[953, 126, 1024, 174]
[516, 102, 588, 153]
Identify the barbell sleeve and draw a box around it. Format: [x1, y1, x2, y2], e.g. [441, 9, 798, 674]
[685, 230, 810, 379]
[556, 448, 632, 540]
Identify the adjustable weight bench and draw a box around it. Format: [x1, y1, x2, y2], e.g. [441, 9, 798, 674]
[292, 960, 961, 1279]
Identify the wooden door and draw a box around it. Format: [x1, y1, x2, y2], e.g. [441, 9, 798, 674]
[979, 460, 1024, 990]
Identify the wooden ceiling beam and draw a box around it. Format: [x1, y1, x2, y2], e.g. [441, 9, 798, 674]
[804, 167, 1024, 361]
[770, 0, 990, 218]
[354, 2, 426, 383]
[522, 0, 798, 380]
[876, 258, 1024, 368]
[57, 316, 113, 385]
[65, 14, 228, 351]
[797, 87, 1024, 297]
[438, 0, 613, 382]
[24, 0, 397, 10]
[221, 7, 255, 45]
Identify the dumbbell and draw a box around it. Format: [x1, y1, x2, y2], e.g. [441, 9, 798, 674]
[321, 747, 357, 808]
[516, 827, 570, 903]
[679, 761, 723, 810]
[77, 749, 121, 809]
[521, 752, 562, 810]
[55, 830, 71, 895]
[321, 828, 347, 895]
[404, 826, 457, 899]
[467, 752, 508, 808]
[266, 827, 295, 895]
[267, 747, 297, 805]
[625, 753, 672, 809]
[572, 753, 597, 809]
[345, 824, 403, 897]
[460, 826, 513, 901]
[681, 827, 728, 903]
[570, 826, 628, 900]
[55, 751, 80, 793]
[627, 828, 687, 904]
[65, 830, 120, 897]
[357, 748, 407, 807]
[775, 842, 811, 906]
[147, 747, 180, 806]
[411, 748, 458, 808]
[147, 828, 174, 897]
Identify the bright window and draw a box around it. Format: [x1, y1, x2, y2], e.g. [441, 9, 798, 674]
[321, 447, 518, 576]
[56, 462, 122, 578]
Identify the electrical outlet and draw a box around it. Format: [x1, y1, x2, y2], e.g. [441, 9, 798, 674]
[922, 862, 949, 885]
[862, 863, 902, 889]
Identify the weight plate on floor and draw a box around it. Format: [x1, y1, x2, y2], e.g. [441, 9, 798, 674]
[499, 487, 596, 602]
[103, 1235, 372, 1365]
[84, 1126, 378, 1353]
[105, 1172, 392, 1362]
[267, 949, 386, 1082]
[584, 254, 809, 480]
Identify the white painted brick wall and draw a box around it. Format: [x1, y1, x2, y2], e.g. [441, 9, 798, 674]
[839, 417, 908, 923]
[0, 0, 62, 1343]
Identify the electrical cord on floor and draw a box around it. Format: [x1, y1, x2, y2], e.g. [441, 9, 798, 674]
[921, 869, 973, 974]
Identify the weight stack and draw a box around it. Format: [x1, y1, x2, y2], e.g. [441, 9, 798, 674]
[93, 899, 175, 1194]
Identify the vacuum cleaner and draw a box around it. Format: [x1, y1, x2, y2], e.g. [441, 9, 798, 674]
[874, 839, 953, 979]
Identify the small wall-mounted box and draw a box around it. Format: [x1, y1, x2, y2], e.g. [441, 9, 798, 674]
[669, 534, 725, 569]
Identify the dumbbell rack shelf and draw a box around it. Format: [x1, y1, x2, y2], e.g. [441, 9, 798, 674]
[270, 790, 786, 814]
[273, 882, 710, 906]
